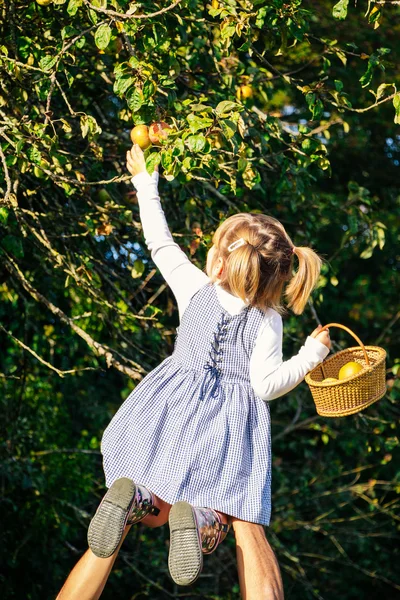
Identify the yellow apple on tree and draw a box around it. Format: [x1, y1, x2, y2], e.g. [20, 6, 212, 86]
[130, 125, 151, 150]
[208, 133, 224, 149]
[236, 84, 253, 101]
[36, 0, 52, 6]
[338, 361, 363, 380]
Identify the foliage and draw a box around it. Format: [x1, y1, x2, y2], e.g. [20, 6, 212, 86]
[1, 1, 400, 598]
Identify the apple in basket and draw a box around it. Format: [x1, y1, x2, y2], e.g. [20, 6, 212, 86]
[338, 361, 364, 380]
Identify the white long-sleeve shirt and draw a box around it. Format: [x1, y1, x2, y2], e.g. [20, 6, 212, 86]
[132, 171, 330, 401]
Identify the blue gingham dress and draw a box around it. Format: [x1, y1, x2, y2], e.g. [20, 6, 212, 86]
[101, 283, 272, 525]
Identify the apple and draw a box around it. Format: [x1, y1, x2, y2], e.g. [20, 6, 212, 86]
[130, 125, 151, 150]
[36, 0, 52, 5]
[338, 361, 363, 380]
[236, 84, 253, 101]
[149, 121, 171, 145]
[208, 133, 224, 149]
[33, 159, 50, 180]
[97, 188, 112, 204]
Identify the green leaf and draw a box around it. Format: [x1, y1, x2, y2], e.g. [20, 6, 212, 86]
[164, 160, 181, 182]
[238, 157, 248, 173]
[255, 6, 268, 29]
[376, 83, 394, 100]
[95, 24, 112, 50]
[186, 135, 207, 153]
[39, 56, 57, 72]
[360, 244, 376, 259]
[334, 80, 343, 92]
[215, 101, 242, 117]
[126, 87, 144, 112]
[131, 259, 145, 279]
[219, 118, 237, 139]
[172, 138, 185, 157]
[360, 64, 374, 88]
[67, 0, 82, 16]
[332, 0, 349, 20]
[61, 26, 79, 40]
[114, 75, 135, 96]
[0, 207, 9, 225]
[80, 115, 102, 139]
[161, 149, 173, 170]
[142, 79, 155, 101]
[393, 93, 400, 125]
[2, 235, 24, 258]
[242, 165, 261, 189]
[190, 104, 213, 113]
[26, 146, 42, 163]
[145, 152, 161, 175]
[186, 113, 214, 134]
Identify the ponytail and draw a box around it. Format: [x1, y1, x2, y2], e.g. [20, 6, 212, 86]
[225, 244, 260, 305]
[284, 246, 322, 315]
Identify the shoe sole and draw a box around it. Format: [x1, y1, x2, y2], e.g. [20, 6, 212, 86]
[87, 478, 135, 558]
[168, 501, 203, 586]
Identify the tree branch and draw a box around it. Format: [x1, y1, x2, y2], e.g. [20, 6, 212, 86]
[3, 254, 145, 380]
[83, 0, 183, 20]
[0, 143, 12, 204]
[0, 322, 102, 377]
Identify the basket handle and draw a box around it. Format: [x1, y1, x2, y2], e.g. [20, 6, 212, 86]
[320, 323, 370, 366]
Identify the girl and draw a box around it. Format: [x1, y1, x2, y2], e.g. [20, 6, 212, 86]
[57, 145, 330, 599]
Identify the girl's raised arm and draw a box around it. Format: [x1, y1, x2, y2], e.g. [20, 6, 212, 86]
[128, 147, 208, 318]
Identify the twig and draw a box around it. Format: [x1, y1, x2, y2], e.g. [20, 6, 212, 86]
[44, 72, 57, 125]
[201, 180, 235, 208]
[375, 310, 400, 345]
[274, 415, 320, 441]
[30, 448, 101, 456]
[138, 283, 167, 315]
[0, 143, 12, 204]
[83, 0, 183, 20]
[329, 93, 397, 114]
[0, 323, 102, 378]
[3, 254, 145, 380]
[0, 372, 21, 379]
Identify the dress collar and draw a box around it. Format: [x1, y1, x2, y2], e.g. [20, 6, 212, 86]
[214, 282, 248, 316]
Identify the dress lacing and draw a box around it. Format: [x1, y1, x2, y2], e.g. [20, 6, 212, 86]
[199, 313, 230, 400]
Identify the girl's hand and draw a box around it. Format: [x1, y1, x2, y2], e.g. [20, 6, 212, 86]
[309, 324, 331, 350]
[126, 144, 148, 177]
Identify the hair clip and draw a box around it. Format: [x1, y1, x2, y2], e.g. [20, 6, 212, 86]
[227, 238, 247, 252]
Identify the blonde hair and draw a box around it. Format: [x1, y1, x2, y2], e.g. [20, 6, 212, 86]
[207, 213, 322, 315]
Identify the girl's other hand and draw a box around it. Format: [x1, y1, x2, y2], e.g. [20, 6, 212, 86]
[309, 324, 331, 350]
[126, 144, 148, 177]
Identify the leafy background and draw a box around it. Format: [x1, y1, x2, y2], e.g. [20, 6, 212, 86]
[0, 0, 399, 598]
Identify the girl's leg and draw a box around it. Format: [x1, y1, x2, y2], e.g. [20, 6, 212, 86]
[57, 495, 171, 600]
[168, 502, 230, 586]
[231, 518, 284, 600]
[88, 478, 168, 558]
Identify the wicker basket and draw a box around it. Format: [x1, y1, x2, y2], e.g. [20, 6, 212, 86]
[305, 323, 387, 417]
